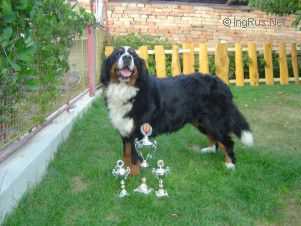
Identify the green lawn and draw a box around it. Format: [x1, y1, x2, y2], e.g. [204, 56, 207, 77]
[3, 84, 301, 226]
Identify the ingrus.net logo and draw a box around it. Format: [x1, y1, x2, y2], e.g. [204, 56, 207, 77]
[222, 16, 286, 29]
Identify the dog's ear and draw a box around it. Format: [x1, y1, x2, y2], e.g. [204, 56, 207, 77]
[100, 57, 110, 87]
[137, 57, 149, 78]
[135, 57, 150, 89]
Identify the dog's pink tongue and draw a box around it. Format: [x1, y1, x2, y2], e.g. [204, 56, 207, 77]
[120, 69, 131, 77]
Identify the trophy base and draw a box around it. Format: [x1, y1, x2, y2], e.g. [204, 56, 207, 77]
[134, 185, 153, 194]
[140, 160, 149, 168]
[119, 189, 129, 198]
[134, 177, 153, 195]
[155, 189, 168, 198]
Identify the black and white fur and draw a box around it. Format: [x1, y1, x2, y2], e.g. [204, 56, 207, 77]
[101, 47, 254, 170]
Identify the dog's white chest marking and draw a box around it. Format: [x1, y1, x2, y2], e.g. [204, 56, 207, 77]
[106, 83, 139, 137]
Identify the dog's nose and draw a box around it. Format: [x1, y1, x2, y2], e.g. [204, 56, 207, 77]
[122, 55, 132, 67]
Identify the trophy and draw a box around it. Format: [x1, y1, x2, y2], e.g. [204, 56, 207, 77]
[152, 160, 170, 198]
[134, 123, 157, 168]
[112, 160, 131, 198]
[133, 123, 157, 195]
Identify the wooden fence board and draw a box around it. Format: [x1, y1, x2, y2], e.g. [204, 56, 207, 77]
[215, 43, 229, 84]
[291, 43, 299, 84]
[138, 46, 149, 68]
[199, 43, 209, 74]
[235, 43, 244, 86]
[279, 42, 289, 85]
[183, 43, 195, 75]
[248, 42, 259, 86]
[154, 45, 166, 78]
[104, 46, 113, 57]
[264, 43, 274, 85]
[171, 45, 181, 76]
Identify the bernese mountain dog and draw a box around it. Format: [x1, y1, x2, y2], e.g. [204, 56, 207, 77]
[101, 46, 254, 175]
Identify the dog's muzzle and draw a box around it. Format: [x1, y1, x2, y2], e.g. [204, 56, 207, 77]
[118, 54, 134, 80]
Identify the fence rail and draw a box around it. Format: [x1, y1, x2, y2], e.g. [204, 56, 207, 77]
[105, 42, 301, 86]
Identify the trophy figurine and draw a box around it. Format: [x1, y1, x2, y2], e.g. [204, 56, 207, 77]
[112, 160, 131, 198]
[133, 123, 157, 194]
[152, 160, 170, 198]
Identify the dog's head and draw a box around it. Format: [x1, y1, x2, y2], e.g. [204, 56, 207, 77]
[101, 46, 148, 87]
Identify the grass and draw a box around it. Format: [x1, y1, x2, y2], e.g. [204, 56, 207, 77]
[3, 84, 301, 226]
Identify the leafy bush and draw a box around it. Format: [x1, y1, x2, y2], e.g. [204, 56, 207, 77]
[248, 0, 299, 15]
[249, 0, 301, 27]
[110, 33, 171, 49]
[226, 0, 249, 5]
[0, 0, 94, 123]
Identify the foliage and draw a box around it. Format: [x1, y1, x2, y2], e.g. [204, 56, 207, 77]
[227, 0, 301, 27]
[0, 0, 94, 123]
[248, 0, 299, 15]
[226, 0, 249, 5]
[110, 33, 172, 49]
[248, 0, 301, 27]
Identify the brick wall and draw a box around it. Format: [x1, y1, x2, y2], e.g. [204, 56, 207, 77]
[107, 1, 301, 45]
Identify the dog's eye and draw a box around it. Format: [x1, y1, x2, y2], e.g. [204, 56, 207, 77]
[113, 48, 124, 57]
[115, 51, 123, 58]
[128, 48, 135, 55]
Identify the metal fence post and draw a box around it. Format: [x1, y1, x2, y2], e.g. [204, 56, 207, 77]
[86, 25, 96, 96]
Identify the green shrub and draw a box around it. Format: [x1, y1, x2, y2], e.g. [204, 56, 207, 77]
[110, 33, 172, 49]
[247, 0, 301, 27]
[227, 0, 249, 5]
[0, 0, 94, 123]
[248, 0, 299, 15]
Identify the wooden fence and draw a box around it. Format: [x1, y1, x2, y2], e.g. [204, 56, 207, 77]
[104, 43, 300, 86]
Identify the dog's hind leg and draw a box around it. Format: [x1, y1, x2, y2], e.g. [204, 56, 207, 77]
[196, 120, 236, 169]
[193, 122, 218, 154]
[218, 136, 236, 170]
[200, 135, 218, 154]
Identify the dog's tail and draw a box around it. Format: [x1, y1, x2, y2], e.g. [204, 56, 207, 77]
[231, 105, 254, 147]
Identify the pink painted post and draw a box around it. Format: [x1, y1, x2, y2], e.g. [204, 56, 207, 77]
[86, 25, 96, 96]
[104, 0, 109, 32]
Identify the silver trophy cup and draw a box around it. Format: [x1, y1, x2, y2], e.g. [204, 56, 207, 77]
[133, 123, 157, 194]
[112, 160, 131, 198]
[134, 123, 157, 168]
[152, 160, 170, 198]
